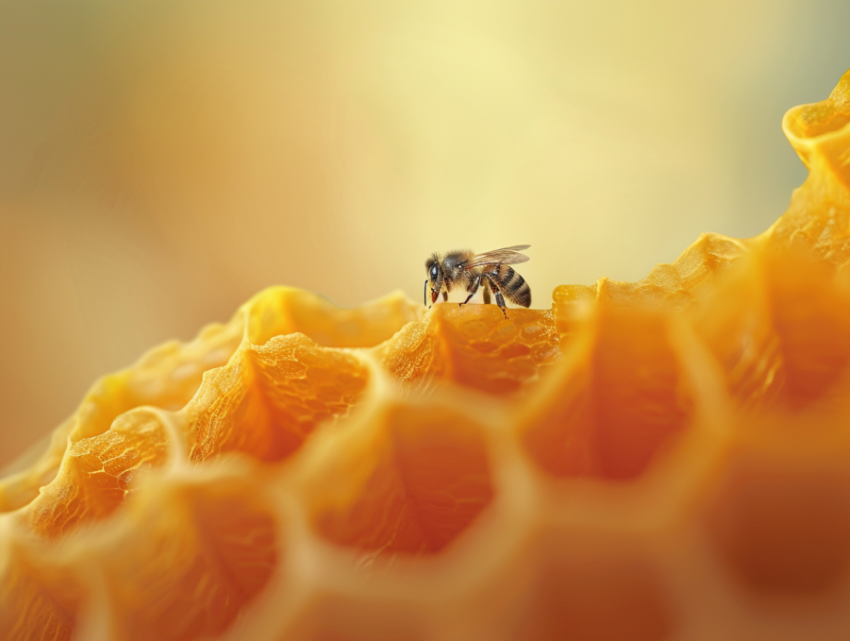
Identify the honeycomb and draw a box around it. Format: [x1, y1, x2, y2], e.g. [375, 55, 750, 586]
[2, 71, 850, 641]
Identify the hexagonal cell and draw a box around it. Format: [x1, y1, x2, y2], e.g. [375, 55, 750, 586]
[695, 248, 850, 412]
[552, 233, 746, 337]
[765, 249, 850, 408]
[23, 409, 172, 538]
[189, 334, 369, 463]
[279, 593, 429, 641]
[102, 474, 279, 641]
[307, 403, 495, 556]
[0, 542, 85, 641]
[520, 305, 693, 480]
[513, 549, 675, 641]
[702, 449, 850, 597]
[245, 287, 420, 348]
[71, 318, 243, 444]
[0, 320, 240, 514]
[379, 304, 560, 396]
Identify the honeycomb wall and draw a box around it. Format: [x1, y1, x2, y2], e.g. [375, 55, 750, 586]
[2, 71, 850, 641]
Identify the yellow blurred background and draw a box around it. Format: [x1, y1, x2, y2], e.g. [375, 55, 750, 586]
[1, 0, 849, 467]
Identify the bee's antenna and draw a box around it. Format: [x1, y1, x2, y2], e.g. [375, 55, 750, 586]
[423, 279, 428, 307]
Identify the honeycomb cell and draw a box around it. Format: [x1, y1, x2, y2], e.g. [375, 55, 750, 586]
[552, 233, 748, 327]
[633, 233, 748, 307]
[776, 75, 850, 276]
[703, 445, 850, 598]
[783, 69, 850, 192]
[0, 543, 84, 641]
[379, 304, 559, 395]
[307, 403, 494, 556]
[245, 287, 420, 348]
[768, 256, 850, 408]
[520, 303, 693, 480]
[0, 417, 75, 515]
[695, 247, 850, 411]
[102, 474, 279, 641]
[71, 320, 243, 445]
[280, 595, 429, 641]
[23, 409, 172, 538]
[0, 318, 240, 514]
[784, 71, 850, 142]
[514, 550, 675, 641]
[189, 334, 369, 463]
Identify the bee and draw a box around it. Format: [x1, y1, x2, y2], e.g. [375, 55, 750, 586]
[424, 245, 531, 318]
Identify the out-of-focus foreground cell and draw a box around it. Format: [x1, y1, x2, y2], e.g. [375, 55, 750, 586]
[2, 71, 850, 641]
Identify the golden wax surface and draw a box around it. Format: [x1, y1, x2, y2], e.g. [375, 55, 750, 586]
[4, 1, 850, 466]
[2, 65, 850, 640]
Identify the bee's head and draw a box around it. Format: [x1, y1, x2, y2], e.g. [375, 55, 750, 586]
[425, 254, 442, 305]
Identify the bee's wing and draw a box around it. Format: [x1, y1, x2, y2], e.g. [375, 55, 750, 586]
[464, 245, 530, 269]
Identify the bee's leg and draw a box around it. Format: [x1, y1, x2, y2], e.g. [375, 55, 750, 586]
[459, 273, 482, 307]
[442, 290, 448, 302]
[484, 274, 509, 319]
[482, 281, 491, 305]
[494, 290, 508, 319]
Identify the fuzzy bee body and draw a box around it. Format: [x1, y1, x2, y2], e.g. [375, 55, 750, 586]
[425, 245, 532, 318]
[490, 264, 532, 308]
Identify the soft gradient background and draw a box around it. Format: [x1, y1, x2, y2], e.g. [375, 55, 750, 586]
[2, 0, 849, 467]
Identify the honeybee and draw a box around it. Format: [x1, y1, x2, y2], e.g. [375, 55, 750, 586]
[424, 245, 532, 318]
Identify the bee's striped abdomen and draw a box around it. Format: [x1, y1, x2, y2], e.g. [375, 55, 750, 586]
[495, 266, 531, 308]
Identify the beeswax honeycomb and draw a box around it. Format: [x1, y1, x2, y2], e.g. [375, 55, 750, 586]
[3, 71, 850, 641]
